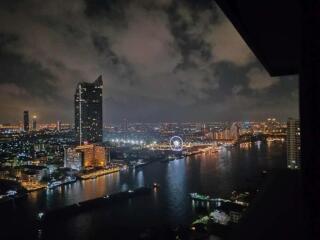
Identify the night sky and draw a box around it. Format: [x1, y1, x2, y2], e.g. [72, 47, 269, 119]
[0, 0, 299, 123]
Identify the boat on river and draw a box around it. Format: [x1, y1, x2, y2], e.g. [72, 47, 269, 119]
[189, 193, 211, 201]
[47, 176, 77, 189]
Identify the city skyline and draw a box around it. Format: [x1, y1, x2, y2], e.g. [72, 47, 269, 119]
[0, 116, 294, 126]
[0, 0, 299, 123]
[0, 1, 314, 239]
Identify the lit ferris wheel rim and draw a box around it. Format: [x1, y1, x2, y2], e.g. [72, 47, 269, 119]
[170, 136, 184, 151]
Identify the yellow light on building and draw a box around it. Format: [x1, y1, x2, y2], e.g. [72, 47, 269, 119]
[74, 144, 109, 169]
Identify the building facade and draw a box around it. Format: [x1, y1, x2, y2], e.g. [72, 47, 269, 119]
[75, 76, 103, 145]
[23, 110, 29, 132]
[64, 144, 109, 170]
[230, 122, 240, 140]
[214, 128, 235, 141]
[64, 147, 83, 171]
[287, 118, 300, 169]
[32, 115, 37, 131]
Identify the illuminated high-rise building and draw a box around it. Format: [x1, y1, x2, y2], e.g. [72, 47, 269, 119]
[230, 122, 240, 140]
[23, 110, 29, 132]
[75, 76, 103, 144]
[32, 115, 37, 131]
[287, 118, 300, 170]
[64, 144, 109, 170]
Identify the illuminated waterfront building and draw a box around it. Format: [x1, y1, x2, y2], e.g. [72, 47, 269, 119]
[213, 131, 222, 140]
[38, 123, 71, 131]
[213, 128, 233, 140]
[64, 144, 109, 170]
[230, 122, 240, 140]
[0, 124, 21, 133]
[64, 148, 82, 171]
[23, 110, 29, 132]
[287, 118, 300, 169]
[74, 76, 103, 145]
[264, 118, 281, 134]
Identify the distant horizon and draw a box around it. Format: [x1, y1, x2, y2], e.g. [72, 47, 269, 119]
[0, 118, 296, 126]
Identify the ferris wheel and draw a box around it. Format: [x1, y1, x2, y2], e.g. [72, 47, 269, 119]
[169, 136, 184, 151]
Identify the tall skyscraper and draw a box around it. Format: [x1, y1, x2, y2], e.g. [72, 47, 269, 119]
[75, 76, 103, 144]
[23, 110, 29, 132]
[32, 115, 37, 131]
[287, 118, 301, 170]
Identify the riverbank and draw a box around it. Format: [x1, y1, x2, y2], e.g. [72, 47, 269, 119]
[1, 142, 287, 240]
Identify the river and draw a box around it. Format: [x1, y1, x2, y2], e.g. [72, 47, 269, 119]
[2, 141, 286, 239]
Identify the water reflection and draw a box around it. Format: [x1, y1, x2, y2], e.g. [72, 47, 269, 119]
[166, 159, 187, 223]
[256, 140, 262, 150]
[121, 183, 128, 191]
[136, 170, 144, 187]
[9, 142, 286, 239]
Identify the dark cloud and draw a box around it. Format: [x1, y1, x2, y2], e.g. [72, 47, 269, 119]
[0, 48, 56, 99]
[0, 0, 299, 123]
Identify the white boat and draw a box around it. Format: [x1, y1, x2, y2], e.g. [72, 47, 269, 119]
[47, 176, 77, 189]
[47, 181, 62, 189]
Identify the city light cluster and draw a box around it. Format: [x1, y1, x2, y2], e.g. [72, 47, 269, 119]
[110, 139, 146, 145]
